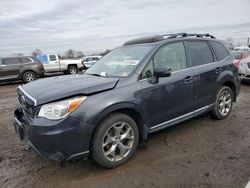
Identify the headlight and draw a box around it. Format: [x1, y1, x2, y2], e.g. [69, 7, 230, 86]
[38, 96, 87, 120]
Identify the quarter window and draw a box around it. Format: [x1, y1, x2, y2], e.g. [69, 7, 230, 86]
[187, 41, 214, 67]
[210, 41, 229, 61]
[21, 57, 32, 63]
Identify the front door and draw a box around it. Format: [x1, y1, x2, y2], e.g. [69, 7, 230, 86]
[47, 55, 60, 72]
[138, 42, 194, 131]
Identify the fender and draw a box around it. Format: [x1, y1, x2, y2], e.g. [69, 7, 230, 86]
[90, 102, 149, 140]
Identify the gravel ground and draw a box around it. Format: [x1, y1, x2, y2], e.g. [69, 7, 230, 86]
[0, 80, 249, 188]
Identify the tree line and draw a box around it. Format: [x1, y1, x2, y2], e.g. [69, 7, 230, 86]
[30, 49, 111, 58]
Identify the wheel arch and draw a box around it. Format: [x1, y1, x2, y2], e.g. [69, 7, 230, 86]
[67, 64, 78, 69]
[90, 103, 148, 143]
[20, 70, 37, 80]
[222, 80, 237, 102]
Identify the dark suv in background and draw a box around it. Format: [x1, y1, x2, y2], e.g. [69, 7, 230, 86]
[0, 56, 44, 83]
[14, 33, 240, 168]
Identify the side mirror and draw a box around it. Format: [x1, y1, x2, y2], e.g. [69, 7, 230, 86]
[150, 66, 171, 84]
[154, 66, 171, 78]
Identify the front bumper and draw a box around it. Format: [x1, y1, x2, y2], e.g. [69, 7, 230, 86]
[14, 108, 94, 162]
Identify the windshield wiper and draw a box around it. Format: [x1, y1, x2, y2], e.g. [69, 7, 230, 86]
[86, 73, 107, 77]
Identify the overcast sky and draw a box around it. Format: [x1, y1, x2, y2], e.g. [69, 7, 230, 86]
[0, 0, 249, 56]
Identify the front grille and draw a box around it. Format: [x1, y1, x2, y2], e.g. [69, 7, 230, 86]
[17, 89, 36, 117]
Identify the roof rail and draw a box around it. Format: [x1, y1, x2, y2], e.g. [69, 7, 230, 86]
[164, 33, 216, 39]
[123, 33, 216, 46]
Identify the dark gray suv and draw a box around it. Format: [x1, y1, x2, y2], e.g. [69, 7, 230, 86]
[14, 33, 240, 168]
[0, 56, 44, 83]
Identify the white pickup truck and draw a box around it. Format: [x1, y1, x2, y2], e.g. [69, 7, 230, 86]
[37, 54, 84, 74]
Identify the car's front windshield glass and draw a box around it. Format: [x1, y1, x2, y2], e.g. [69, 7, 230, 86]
[84, 45, 153, 77]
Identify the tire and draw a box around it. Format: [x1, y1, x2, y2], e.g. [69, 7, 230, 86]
[91, 113, 139, 168]
[211, 86, 233, 120]
[67, 65, 78, 74]
[22, 71, 37, 83]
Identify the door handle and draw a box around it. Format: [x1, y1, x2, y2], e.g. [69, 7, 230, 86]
[215, 67, 222, 73]
[184, 76, 193, 83]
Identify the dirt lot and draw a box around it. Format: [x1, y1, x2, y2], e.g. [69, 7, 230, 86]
[0, 80, 249, 188]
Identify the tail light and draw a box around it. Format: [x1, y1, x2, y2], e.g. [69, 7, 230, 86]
[241, 52, 246, 59]
[81, 60, 85, 65]
[233, 59, 240, 69]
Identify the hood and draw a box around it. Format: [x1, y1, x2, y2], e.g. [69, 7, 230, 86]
[19, 74, 119, 106]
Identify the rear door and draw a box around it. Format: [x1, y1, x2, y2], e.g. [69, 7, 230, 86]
[185, 40, 217, 110]
[0, 57, 21, 80]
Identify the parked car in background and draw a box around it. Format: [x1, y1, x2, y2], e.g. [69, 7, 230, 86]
[234, 46, 250, 52]
[37, 54, 84, 74]
[232, 51, 249, 68]
[239, 56, 250, 80]
[14, 33, 240, 168]
[82, 56, 102, 69]
[0, 56, 44, 83]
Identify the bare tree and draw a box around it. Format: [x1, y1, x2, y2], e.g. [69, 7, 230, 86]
[100, 49, 111, 56]
[225, 38, 235, 50]
[31, 49, 43, 56]
[74, 51, 84, 58]
[64, 49, 75, 58]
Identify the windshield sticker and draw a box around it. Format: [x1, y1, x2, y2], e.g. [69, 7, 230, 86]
[122, 60, 139, 65]
[100, 72, 106, 77]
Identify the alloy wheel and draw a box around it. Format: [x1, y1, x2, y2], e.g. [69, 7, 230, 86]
[24, 72, 36, 82]
[102, 122, 134, 162]
[218, 90, 232, 116]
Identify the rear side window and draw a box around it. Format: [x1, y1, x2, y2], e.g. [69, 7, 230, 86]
[187, 41, 214, 67]
[21, 57, 32, 63]
[210, 41, 229, 61]
[49, 55, 57, 61]
[2, 57, 21, 65]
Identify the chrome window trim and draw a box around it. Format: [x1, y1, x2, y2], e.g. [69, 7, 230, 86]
[17, 86, 37, 106]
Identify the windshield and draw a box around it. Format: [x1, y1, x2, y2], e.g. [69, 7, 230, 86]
[84, 45, 153, 77]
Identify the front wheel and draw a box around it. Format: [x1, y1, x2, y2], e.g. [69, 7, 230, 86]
[211, 86, 233, 120]
[22, 71, 37, 83]
[91, 113, 139, 168]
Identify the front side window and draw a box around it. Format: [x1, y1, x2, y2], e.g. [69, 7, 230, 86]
[154, 42, 187, 71]
[187, 41, 214, 67]
[141, 42, 187, 79]
[85, 45, 153, 77]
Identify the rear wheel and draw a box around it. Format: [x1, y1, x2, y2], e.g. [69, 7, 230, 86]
[67, 65, 78, 74]
[22, 71, 37, 83]
[91, 113, 139, 168]
[211, 86, 233, 120]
